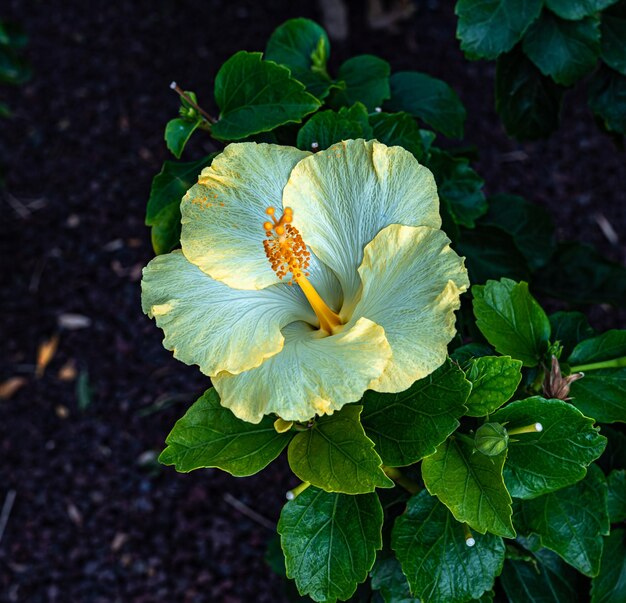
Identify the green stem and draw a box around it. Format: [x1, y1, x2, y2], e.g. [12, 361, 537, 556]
[507, 422, 543, 436]
[454, 433, 476, 447]
[170, 82, 217, 125]
[292, 423, 310, 432]
[382, 466, 421, 495]
[286, 481, 310, 500]
[570, 356, 626, 372]
[463, 523, 476, 547]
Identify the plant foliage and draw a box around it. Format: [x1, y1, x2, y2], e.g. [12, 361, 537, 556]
[455, 0, 626, 140]
[145, 17, 626, 603]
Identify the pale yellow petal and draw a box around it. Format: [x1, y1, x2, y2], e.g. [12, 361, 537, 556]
[180, 142, 310, 290]
[212, 318, 392, 423]
[283, 139, 441, 311]
[352, 224, 469, 392]
[141, 250, 317, 376]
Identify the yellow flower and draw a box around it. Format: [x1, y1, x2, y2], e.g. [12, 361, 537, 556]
[142, 139, 469, 423]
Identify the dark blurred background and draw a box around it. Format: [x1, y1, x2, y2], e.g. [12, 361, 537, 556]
[1, 1, 624, 601]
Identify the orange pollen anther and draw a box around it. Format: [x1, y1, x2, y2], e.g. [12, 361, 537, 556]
[263, 206, 311, 281]
[262, 206, 342, 333]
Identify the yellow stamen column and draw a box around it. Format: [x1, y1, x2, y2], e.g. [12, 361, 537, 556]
[295, 277, 342, 334]
[263, 206, 342, 334]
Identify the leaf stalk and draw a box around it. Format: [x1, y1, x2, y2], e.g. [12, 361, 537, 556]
[382, 466, 421, 495]
[570, 356, 626, 372]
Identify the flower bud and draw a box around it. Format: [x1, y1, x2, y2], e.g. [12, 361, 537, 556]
[474, 422, 509, 457]
[543, 355, 584, 400]
[179, 106, 198, 120]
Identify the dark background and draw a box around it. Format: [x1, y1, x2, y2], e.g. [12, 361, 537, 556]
[1, 1, 624, 601]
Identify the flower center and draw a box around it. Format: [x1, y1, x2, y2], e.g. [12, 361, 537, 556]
[263, 207, 342, 334]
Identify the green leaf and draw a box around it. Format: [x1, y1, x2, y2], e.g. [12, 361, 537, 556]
[0, 21, 28, 48]
[265, 534, 288, 578]
[426, 148, 486, 227]
[546, 0, 619, 20]
[361, 359, 471, 467]
[601, 6, 626, 76]
[386, 72, 466, 138]
[570, 329, 626, 365]
[591, 529, 626, 603]
[422, 437, 515, 537]
[523, 12, 601, 86]
[370, 554, 416, 603]
[164, 118, 201, 159]
[549, 311, 595, 358]
[534, 241, 626, 306]
[599, 426, 626, 473]
[265, 18, 332, 99]
[147, 203, 181, 257]
[514, 465, 610, 576]
[0, 21, 30, 86]
[567, 331, 626, 423]
[491, 397, 607, 498]
[278, 487, 383, 603]
[457, 226, 532, 284]
[588, 65, 626, 134]
[331, 55, 391, 111]
[451, 343, 495, 364]
[419, 128, 437, 152]
[465, 356, 523, 417]
[296, 103, 372, 151]
[211, 51, 320, 141]
[607, 469, 626, 523]
[0, 46, 31, 85]
[0, 101, 11, 118]
[288, 405, 393, 494]
[472, 278, 550, 367]
[456, 0, 543, 60]
[500, 549, 581, 603]
[145, 154, 217, 255]
[496, 48, 565, 140]
[369, 112, 425, 160]
[158, 388, 292, 476]
[392, 490, 505, 603]
[569, 369, 626, 423]
[481, 194, 556, 270]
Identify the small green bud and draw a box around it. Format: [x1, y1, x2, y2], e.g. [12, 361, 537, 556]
[474, 422, 509, 457]
[310, 36, 328, 76]
[179, 106, 198, 120]
[179, 90, 199, 119]
[547, 340, 563, 361]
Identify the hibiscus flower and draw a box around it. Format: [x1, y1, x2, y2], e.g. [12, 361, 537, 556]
[142, 139, 469, 423]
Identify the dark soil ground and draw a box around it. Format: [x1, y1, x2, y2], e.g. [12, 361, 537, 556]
[1, 1, 625, 602]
